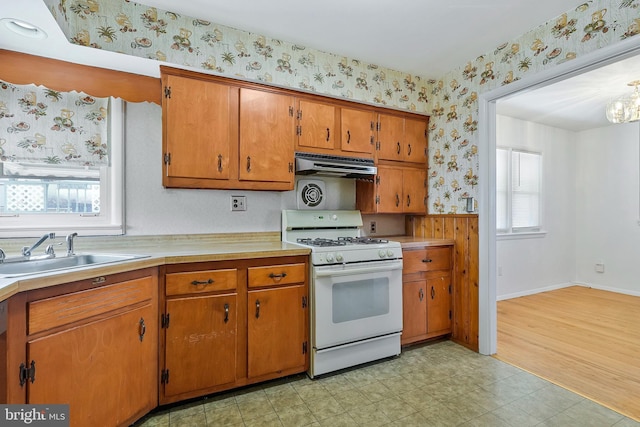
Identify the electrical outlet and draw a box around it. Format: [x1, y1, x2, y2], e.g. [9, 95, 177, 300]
[595, 263, 605, 273]
[369, 221, 377, 234]
[231, 196, 246, 211]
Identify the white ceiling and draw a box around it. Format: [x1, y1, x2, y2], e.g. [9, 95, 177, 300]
[1, 0, 636, 131]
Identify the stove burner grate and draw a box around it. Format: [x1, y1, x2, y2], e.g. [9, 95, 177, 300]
[338, 237, 390, 244]
[296, 238, 347, 247]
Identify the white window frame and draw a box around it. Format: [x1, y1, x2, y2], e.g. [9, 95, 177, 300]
[496, 146, 543, 237]
[0, 99, 124, 238]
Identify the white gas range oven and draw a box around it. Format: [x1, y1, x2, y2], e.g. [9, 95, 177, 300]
[282, 209, 403, 378]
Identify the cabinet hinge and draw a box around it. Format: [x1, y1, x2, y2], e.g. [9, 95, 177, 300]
[302, 341, 308, 354]
[302, 296, 308, 308]
[375, 140, 380, 150]
[375, 175, 380, 185]
[289, 162, 294, 173]
[161, 313, 170, 328]
[164, 86, 171, 98]
[376, 121, 381, 131]
[370, 135, 374, 145]
[19, 360, 36, 387]
[296, 109, 302, 119]
[163, 153, 171, 166]
[370, 121, 375, 131]
[289, 106, 294, 117]
[375, 195, 380, 205]
[296, 125, 302, 136]
[161, 369, 170, 384]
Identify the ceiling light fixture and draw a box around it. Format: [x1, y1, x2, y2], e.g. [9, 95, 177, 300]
[606, 80, 640, 124]
[1, 18, 47, 39]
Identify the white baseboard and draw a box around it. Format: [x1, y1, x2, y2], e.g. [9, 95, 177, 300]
[498, 281, 640, 300]
[497, 282, 575, 301]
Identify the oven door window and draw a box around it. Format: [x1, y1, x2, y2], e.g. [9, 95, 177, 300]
[332, 277, 389, 323]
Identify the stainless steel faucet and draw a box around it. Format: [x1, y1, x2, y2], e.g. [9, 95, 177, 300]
[66, 232, 78, 256]
[22, 232, 56, 257]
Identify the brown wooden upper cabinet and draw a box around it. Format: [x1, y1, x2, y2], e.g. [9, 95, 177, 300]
[377, 114, 428, 164]
[161, 66, 294, 191]
[356, 165, 427, 214]
[340, 107, 376, 156]
[295, 99, 374, 158]
[239, 88, 295, 185]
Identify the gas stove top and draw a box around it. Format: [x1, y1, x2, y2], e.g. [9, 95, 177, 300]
[282, 210, 402, 266]
[296, 237, 391, 247]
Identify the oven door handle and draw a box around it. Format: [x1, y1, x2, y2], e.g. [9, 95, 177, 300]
[314, 261, 403, 277]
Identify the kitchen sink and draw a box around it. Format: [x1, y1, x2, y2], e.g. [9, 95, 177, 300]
[0, 254, 148, 278]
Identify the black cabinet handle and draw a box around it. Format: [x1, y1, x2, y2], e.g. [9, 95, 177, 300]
[395, 194, 400, 207]
[217, 154, 223, 172]
[138, 318, 146, 342]
[431, 286, 435, 299]
[269, 272, 287, 281]
[255, 299, 261, 318]
[246, 156, 251, 172]
[396, 141, 401, 154]
[326, 128, 330, 142]
[419, 288, 424, 302]
[407, 195, 411, 207]
[191, 278, 214, 286]
[408, 143, 412, 156]
[422, 259, 432, 263]
[224, 303, 229, 323]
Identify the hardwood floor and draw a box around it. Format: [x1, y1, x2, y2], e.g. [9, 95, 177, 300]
[496, 285, 640, 422]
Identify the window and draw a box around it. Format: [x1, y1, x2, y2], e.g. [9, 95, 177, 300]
[496, 147, 542, 234]
[0, 99, 123, 237]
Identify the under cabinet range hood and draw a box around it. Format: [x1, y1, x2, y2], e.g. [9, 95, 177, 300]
[295, 152, 376, 179]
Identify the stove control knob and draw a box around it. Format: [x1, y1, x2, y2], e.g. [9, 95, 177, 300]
[326, 253, 334, 263]
[378, 250, 387, 258]
[331, 214, 338, 221]
[386, 249, 395, 258]
[335, 253, 344, 262]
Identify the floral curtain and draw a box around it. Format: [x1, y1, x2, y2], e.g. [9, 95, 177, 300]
[0, 79, 110, 167]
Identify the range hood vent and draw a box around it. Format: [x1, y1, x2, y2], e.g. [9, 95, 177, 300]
[295, 152, 376, 179]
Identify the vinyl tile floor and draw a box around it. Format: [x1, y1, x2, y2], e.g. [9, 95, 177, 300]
[134, 340, 640, 426]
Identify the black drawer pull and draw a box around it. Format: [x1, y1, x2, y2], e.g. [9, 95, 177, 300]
[191, 279, 214, 286]
[422, 259, 432, 263]
[268, 272, 287, 281]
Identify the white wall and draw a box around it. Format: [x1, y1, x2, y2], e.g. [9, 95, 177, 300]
[575, 123, 640, 296]
[496, 115, 577, 299]
[124, 102, 405, 236]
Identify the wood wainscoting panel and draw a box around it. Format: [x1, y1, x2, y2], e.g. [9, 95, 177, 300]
[406, 215, 479, 351]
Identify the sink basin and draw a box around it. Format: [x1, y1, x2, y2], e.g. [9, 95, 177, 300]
[0, 254, 148, 278]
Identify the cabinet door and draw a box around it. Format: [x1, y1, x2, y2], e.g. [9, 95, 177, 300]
[427, 274, 452, 335]
[341, 107, 374, 155]
[403, 168, 427, 214]
[403, 117, 428, 163]
[377, 114, 404, 161]
[376, 166, 404, 213]
[27, 304, 156, 427]
[247, 285, 306, 378]
[401, 280, 427, 345]
[163, 74, 235, 180]
[239, 88, 295, 184]
[297, 99, 336, 150]
[164, 294, 237, 398]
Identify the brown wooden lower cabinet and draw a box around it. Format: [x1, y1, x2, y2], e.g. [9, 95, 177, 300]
[159, 256, 309, 405]
[401, 245, 453, 346]
[1, 268, 158, 427]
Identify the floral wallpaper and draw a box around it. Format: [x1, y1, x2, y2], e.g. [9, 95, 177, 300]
[42, 0, 640, 213]
[0, 79, 110, 166]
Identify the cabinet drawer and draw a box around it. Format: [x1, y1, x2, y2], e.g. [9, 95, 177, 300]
[28, 276, 154, 335]
[248, 263, 306, 288]
[165, 269, 237, 296]
[403, 247, 451, 274]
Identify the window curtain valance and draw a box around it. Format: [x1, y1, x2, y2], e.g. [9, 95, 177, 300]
[0, 79, 110, 167]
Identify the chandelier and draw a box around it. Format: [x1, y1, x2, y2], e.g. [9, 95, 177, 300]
[605, 80, 640, 124]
